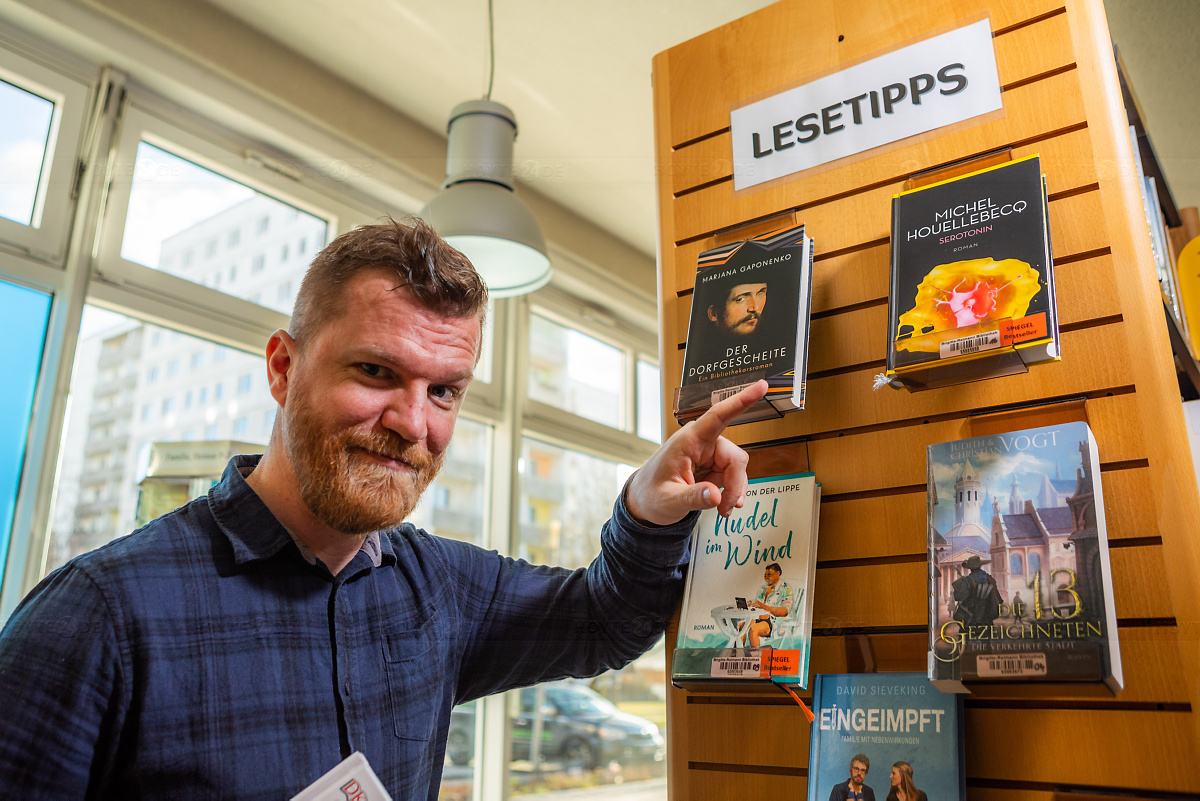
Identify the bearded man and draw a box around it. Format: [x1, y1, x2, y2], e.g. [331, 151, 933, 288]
[0, 218, 766, 800]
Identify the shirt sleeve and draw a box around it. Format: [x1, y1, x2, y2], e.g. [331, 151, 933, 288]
[0, 565, 126, 797]
[448, 490, 697, 702]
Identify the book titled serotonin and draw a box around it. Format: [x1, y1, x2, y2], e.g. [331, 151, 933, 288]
[887, 155, 1058, 389]
[672, 472, 820, 689]
[675, 224, 814, 426]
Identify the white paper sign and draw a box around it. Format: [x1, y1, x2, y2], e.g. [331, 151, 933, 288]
[730, 19, 1002, 190]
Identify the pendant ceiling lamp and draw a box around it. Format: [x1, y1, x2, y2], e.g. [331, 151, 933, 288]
[419, 1, 551, 297]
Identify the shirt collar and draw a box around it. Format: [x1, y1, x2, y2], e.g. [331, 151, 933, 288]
[208, 454, 395, 570]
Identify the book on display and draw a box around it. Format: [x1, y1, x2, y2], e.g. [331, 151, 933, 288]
[675, 224, 814, 426]
[926, 421, 1123, 693]
[887, 155, 1058, 390]
[808, 673, 965, 801]
[672, 472, 820, 689]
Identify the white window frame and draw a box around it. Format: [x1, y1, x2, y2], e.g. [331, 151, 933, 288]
[91, 99, 379, 351]
[0, 38, 91, 264]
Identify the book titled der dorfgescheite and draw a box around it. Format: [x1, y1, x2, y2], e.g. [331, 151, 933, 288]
[672, 473, 820, 689]
[927, 421, 1123, 693]
[808, 674, 964, 801]
[675, 225, 814, 426]
[887, 155, 1058, 390]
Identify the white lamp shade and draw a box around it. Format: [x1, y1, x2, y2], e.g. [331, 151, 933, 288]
[419, 99, 552, 297]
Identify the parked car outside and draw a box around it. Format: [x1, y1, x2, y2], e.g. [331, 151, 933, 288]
[446, 681, 665, 769]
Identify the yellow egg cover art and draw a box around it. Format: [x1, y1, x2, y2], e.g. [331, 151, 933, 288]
[895, 257, 1041, 353]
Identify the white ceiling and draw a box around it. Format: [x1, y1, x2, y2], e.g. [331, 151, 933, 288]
[203, 0, 1200, 258]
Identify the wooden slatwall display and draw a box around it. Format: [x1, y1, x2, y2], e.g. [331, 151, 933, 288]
[651, 1, 1200, 798]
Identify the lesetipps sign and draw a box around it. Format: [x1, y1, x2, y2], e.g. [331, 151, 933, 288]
[730, 19, 1002, 191]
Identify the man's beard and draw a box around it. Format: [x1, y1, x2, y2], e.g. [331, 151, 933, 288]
[283, 392, 445, 535]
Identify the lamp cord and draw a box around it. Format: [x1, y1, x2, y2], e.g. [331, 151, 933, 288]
[484, 0, 495, 100]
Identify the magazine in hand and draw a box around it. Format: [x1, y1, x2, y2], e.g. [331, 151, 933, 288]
[927, 421, 1123, 693]
[290, 751, 392, 801]
[887, 155, 1058, 390]
[675, 224, 814, 426]
[672, 472, 820, 689]
[808, 673, 965, 801]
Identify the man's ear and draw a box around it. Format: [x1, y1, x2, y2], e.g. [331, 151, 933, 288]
[707, 305, 717, 323]
[264, 329, 297, 407]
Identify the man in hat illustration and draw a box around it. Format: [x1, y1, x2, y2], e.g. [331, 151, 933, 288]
[951, 555, 1003, 627]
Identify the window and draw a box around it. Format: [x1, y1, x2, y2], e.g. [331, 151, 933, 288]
[104, 123, 332, 316]
[0, 278, 51, 574]
[227, 229, 240, 248]
[1029, 552, 1042, 575]
[527, 313, 624, 428]
[48, 308, 275, 570]
[238, 373, 252, 394]
[214, 382, 224, 401]
[1011, 554, 1024, 576]
[636, 360, 662, 443]
[190, 351, 203, 370]
[0, 47, 90, 260]
[213, 346, 226, 363]
[147, 366, 159, 383]
[251, 254, 265, 273]
[232, 416, 248, 437]
[167, 359, 179, 378]
[0, 80, 54, 227]
[278, 281, 292, 302]
[280, 244, 289, 261]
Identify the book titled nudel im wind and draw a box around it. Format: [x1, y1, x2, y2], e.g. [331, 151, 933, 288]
[927, 421, 1123, 693]
[672, 472, 820, 689]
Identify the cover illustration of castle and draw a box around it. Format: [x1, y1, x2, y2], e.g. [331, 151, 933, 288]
[926, 421, 1122, 692]
[887, 155, 1058, 387]
[808, 673, 964, 801]
[673, 472, 820, 688]
[676, 224, 813, 426]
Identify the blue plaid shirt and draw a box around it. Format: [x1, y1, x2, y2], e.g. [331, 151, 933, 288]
[0, 455, 693, 799]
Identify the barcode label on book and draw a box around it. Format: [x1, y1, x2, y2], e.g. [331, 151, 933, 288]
[711, 655, 762, 678]
[939, 331, 1002, 359]
[975, 653, 1047, 677]
[710, 383, 755, 405]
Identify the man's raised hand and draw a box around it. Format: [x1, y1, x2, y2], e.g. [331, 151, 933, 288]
[625, 380, 768, 526]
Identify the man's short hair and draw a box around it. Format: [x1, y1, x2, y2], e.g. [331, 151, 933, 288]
[290, 216, 488, 347]
[766, 562, 782, 574]
[851, 753, 869, 770]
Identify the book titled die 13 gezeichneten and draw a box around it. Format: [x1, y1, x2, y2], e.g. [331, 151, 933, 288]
[808, 674, 965, 801]
[672, 472, 820, 690]
[887, 154, 1058, 390]
[675, 224, 814, 426]
[926, 421, 1123, 693]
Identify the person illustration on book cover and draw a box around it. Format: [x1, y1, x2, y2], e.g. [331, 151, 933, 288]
[708, 280, 768, 338]
[742, 562, 793, 647]
[830, 754, 876, 801]
[952, 554, 1003, 627]
[886, 761, 927, 801]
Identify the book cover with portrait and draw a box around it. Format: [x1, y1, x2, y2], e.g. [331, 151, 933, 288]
[675, 224, 813, 426]
[808, 673, 964, 801]
[886, 155, 1058, 389]
[672, 472, 820, 689]
[926, 421, 1123, 693]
